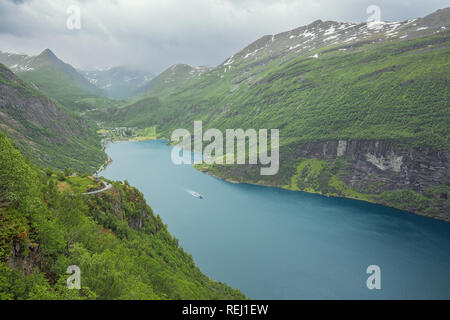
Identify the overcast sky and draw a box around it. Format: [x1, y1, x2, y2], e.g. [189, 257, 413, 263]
[0, 0, 448, 73]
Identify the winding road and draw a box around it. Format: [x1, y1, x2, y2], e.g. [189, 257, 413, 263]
[84, 181, 112, 195]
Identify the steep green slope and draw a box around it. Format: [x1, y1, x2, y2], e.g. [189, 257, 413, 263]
[88, 97, 162, 128]
[102, 10, 449, 220]
[0, 131, 245, 300]
[0, 49, 120, 112]
[0, 63, 107, 173]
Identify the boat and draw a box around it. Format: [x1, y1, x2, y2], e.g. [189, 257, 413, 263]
[190, 191, 203, 199]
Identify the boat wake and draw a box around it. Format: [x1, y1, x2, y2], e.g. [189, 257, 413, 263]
[185, 189, 204, 199]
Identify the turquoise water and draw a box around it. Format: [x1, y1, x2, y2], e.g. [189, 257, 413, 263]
[101, 140, 450, 299]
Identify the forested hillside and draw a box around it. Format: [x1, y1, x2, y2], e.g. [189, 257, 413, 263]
[0, 131, 245, 299]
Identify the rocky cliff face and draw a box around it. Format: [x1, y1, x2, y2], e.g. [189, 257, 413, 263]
[0, 66, 85, 140]
[199, 140, 449, 221]
[87, 183, 161, 235]
[297, 140, 448, 195]
[6, 241, 42, 276]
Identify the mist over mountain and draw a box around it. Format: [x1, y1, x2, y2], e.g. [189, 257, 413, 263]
[81, 66, 155, 99]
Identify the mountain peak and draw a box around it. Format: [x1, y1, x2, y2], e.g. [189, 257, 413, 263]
[38, 48, 58, 61]
[309, 19, 324, 26]
[169, 63, 192, 70]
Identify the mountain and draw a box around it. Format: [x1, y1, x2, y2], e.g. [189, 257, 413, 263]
[104, 8, 450, 220]
[0, 49, 100, 94]
[214, 7, 450, 73]
[137, 63, 211, 97]
[0, 63, 106, 173]
[0, 49, 113, 111]
[0, 130, 245, 299]
[81, 66, 154, 98]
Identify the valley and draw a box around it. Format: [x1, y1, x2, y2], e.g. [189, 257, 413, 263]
[0, 4, 449, 301]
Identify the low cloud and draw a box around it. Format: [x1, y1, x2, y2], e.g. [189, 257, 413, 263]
[0, 0, 447, 73]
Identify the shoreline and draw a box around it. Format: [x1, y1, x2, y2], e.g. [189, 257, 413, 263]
[196, 166, 450, 223]
[96, 156, 112, 176]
